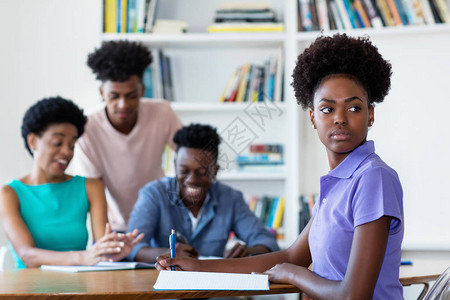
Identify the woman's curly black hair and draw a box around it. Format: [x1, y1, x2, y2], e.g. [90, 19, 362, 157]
[292, 33, 392, 110]
[173, 124, 221, 162]
[21, 96, 87, 156]
[87, 40, 152, 82]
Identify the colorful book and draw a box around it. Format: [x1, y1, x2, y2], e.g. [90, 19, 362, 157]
[119, 0, 127, 33]
[353, 0, 373, 27]
[376, 0, 396, 26]
[235, 64, 251, 102]
[144, 0, 158, 32]
[104, 0, 117, 33]
[272, 197, 285, 229]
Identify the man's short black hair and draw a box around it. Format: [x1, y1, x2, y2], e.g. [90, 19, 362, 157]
[21, 96, 87, 156]
[87, 40, 152, 82]
[173, 124, 221, 162]
[292, 33, 392, 110]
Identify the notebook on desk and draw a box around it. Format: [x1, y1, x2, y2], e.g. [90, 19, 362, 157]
[40, 261, 155, 272]
[153, 270, 270, 291]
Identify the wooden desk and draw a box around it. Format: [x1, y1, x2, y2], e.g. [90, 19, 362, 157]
[0, 269, 300, 299]
[400, 258, 450, 300]
[0, 259, 448, 300]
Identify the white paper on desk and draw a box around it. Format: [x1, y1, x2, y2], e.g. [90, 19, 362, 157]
[153, 270, 270, 291]
[40, 261, 155, 272]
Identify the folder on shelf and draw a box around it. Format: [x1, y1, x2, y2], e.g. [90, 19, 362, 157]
[153, 270, 270, 291]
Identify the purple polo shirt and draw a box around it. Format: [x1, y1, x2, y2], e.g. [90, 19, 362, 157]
[309, 140, 404, 299]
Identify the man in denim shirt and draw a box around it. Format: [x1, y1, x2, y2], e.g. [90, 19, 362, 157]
[127, 124, 279, 262]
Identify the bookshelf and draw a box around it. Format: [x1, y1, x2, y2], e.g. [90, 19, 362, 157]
[100, 0, 450, 251]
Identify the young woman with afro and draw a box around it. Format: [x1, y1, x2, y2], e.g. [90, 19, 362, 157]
[155, 34, 404, 300]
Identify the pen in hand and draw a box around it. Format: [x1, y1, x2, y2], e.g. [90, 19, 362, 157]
[169, 229, 176, 271]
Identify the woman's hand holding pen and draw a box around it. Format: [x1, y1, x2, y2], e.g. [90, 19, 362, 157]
[155, 253, 200, 271]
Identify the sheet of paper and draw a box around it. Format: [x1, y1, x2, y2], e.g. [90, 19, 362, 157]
[40, 261, 154, 272]
[153, 270, 270, 290]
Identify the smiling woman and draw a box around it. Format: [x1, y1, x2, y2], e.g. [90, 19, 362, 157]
[0, 97, 143, 269]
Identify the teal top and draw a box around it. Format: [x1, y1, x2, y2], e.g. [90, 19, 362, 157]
[7, 175, 89, 268]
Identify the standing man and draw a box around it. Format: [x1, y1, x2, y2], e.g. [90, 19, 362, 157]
[73, 41, 182, 232]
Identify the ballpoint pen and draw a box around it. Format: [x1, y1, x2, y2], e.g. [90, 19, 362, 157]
[169, 229, 176, 271]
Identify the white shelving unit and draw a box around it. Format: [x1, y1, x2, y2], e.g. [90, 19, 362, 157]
[101, 0, 450, 250]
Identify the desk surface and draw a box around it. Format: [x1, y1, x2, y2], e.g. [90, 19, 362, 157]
[399, 258, 449, 286]
[0, 259, 448, 299]
[0, 268, 299, 300]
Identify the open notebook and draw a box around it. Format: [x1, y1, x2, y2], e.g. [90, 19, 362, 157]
[154, 270, 270, 291]
[40, 261, 155, 272]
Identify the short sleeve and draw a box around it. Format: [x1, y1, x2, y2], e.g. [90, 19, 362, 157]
[352, 166, 403, 232]
[73, 136, 102, 178]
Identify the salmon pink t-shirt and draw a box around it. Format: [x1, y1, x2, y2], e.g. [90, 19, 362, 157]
[73, 99, 181, 231]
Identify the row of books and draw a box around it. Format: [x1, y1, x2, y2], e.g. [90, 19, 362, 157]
[219, 54, 283, 103]
[208, 2, 284, 32]
[298, 0, 450, 31]
[236, 144, 284, 166]
[298, 193, 318, 233]
[248, 195, 285, 232]
[103, 0, 158, 33]
[236, 144, 284, 174]
[142, 50, 174, 101]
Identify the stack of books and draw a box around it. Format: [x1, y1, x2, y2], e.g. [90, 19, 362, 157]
[104, 0, 159, 33]
[219, 54, 283, 103]
[236, 144, 284, 172]
[142, 50, 174, 101]
[208, 3, 284, 32]
[297, 0, 450, 31]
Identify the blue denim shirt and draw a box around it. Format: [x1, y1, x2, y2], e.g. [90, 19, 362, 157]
[127, 177, 279, 260]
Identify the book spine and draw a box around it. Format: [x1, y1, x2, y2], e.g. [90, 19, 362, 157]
[299, 0, 315, 30]
[419, 0, 437, 23]
[353, 0, 373, 26]
[335, 0, 354, 28]
[386, 0, 405, 24]
[127, 0, 136, 33]
[104, 0, 118, 33]
[394, 0, 410, 23]
[376, 0, 396, 26]
[145, 0, 158, 32]
[272, 197, 285, 229]
[434, 0, 450, 22]
[316, 0, 331, 29]
[330, 0, 346, 29]
[363, 0, 385, 26]
[343, 0, 360, 27]
[120, 0, 127, 33]
[236, 64, 250, 102]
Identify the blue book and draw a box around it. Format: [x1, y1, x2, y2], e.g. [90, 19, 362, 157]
[342, 0, 359, 28]
[117, 0, 121, 32]
[143, 67, 153, 98]
[266, 197, 279, 228]
[393, 0, 409, 24]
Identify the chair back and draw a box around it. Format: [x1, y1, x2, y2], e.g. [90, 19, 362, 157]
[425, 267, 450, 300]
